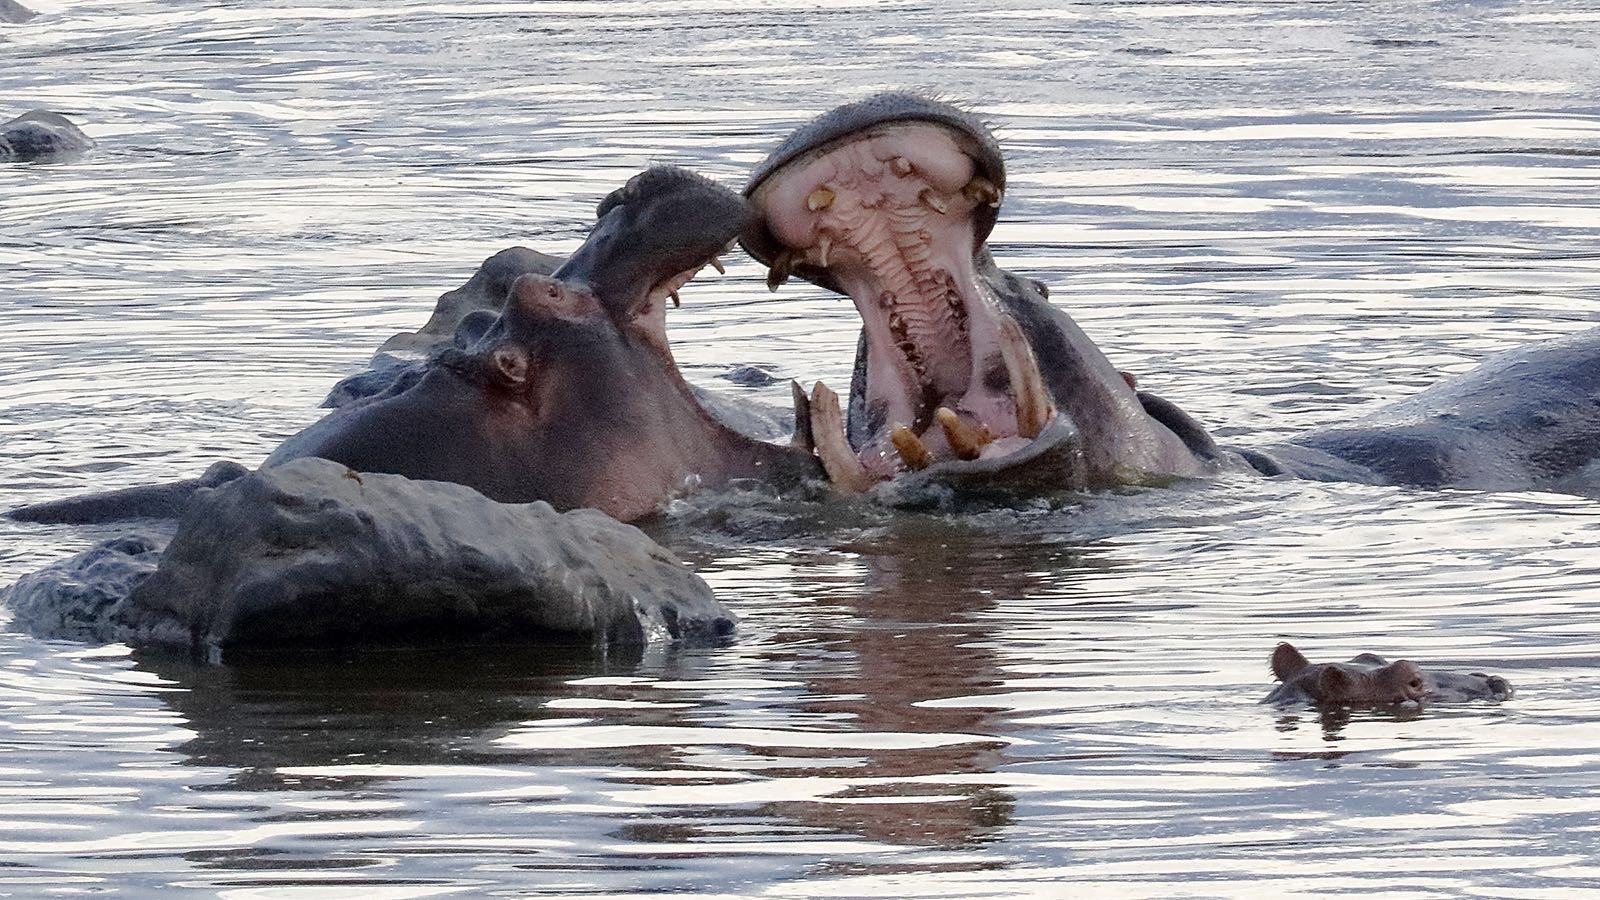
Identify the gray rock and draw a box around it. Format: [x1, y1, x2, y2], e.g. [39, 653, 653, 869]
[1, 110, 93, 162]
[5, 459, 731, 653]
[1, 533, 168, 642]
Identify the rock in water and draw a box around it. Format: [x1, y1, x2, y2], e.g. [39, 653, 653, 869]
[1, 533, 168, 642]
[5, 458, 731, 652]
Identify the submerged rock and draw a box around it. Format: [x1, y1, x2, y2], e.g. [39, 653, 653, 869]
[1, 533, 169, 643]
[4, 459, 732, 653]
[1, 110, 93, 162]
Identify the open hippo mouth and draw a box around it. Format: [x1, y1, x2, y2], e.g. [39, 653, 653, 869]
[742, 94, 1060, 490]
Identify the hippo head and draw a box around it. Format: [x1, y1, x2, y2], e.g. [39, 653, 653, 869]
[741, 94, 1203, 497]
[560, 165, 749, 352]
[1270, 642, 1428, 706]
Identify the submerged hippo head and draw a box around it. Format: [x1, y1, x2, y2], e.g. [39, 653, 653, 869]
[742, 94, 1206, 496]
[1267, 642, 1513, 707]
[267, 166, 816, 521]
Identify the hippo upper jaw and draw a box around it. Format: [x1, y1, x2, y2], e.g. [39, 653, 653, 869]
[746, 116, 1058, 489]
[746, 97, 1209, 496]
[559, 166, 748, 353]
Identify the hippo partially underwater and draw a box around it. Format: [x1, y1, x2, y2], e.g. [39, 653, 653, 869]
[1, 110, 94, 162]
[9, 167, 821, 525]
[1266, 642, 1513, 706]
[741, 93, 1600, 497]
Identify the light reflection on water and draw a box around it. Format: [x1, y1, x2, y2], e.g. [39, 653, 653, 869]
[3, 0, 1600, 894]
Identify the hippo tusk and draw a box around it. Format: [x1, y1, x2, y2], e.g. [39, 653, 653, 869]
[890, 424, 934, 470]
[917, 188, 948, 215]
[767, 249, 795, 293]
[935, 407, 991, 461]
[809, 381, 873, 493]
[816, 234, 832, 268]
[999, 316, 1053, 439]
[668, 290, 681, 308]
[891, 155, 913, 176]
[790, 380, 815, 452]
[807, 187, 835, 212]
[709, 256, 726, 275]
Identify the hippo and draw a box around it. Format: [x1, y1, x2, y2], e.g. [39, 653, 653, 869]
[1, 110, 93, 162]
[9, 167, 821, 525]
[1265, 642, 1513, 706]
[0, 0, 33, 24]
[741, 93, 1600, 497]
[742, 93, 1211, 495]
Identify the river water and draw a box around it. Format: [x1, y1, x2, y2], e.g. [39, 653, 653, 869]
[3, 1, 1600, 895]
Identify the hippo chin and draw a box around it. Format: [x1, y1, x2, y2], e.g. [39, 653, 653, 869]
[1265, 642, 1513, 707]
[11, 167, 820, 525]
[744, 93, 1600, 498]
[1, 110, 94, 162]
[742, 93, 1216, 496]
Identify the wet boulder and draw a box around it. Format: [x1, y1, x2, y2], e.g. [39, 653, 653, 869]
[1265, 641, 1512, 706]
[1, 533, 168, 643]
[1, 110, 93, 162]
[5, 459, 732, 652]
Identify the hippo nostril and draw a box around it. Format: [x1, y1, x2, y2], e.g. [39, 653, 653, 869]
[491, 347, 529, 386]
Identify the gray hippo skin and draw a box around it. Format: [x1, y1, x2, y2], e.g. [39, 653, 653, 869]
[1265, 641, 1513, 706]
[1, 110, 93, 162]
[265, 166, 820, 522]
[742, 93, 1217, 495]
[0, 0, 34, 24]
[743, 93, 1600, 497]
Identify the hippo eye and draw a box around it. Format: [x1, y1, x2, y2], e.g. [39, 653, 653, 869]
[1409, 678, 1423, 690]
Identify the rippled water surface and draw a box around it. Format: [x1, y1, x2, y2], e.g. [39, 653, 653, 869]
[4, 1, 1600, 895]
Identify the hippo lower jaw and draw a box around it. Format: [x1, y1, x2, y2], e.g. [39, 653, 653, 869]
[752, 122, 1062, 490]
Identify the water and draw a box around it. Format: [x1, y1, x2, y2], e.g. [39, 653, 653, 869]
[4, 0, 1600, 894]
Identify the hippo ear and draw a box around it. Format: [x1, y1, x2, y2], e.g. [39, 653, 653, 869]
[1314, 666, 1352, 701]
[508, 273, 602, 322]
[1271, 642, 1311, 681]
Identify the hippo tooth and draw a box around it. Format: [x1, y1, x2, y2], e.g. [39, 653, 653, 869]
[891, 156, 913, 176]
[668, 290, 681, 308]
[962, 176, 1002, 208]
[790, 380, 815, 452]
[709, 256, 726, 275]
[767, 250, 795, 293]
[935, 407, 991, 461]
[809, 381, 873, 493]
[999, 316, 1053, 440]
[807, 187, 835, 212]
[918, 188, 948, 215]
[890, 424, 933, 470]
[816, 234, 832, 268]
